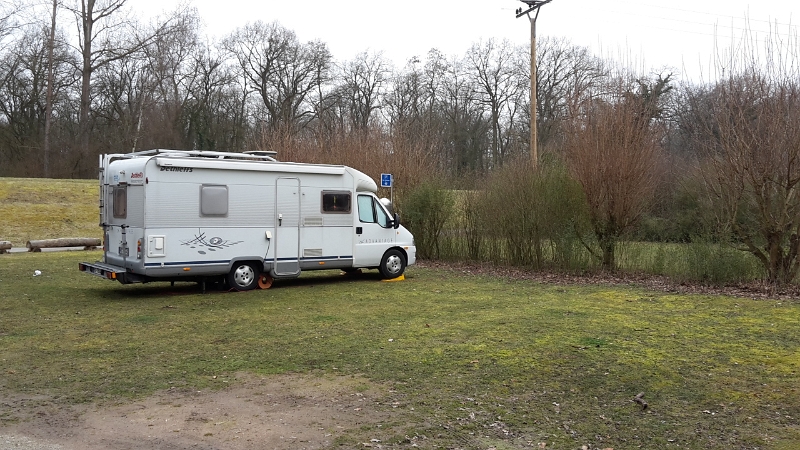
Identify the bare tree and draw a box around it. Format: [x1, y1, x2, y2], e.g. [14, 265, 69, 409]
[0, 30, 46, 167]
[67, 0, 179, 168]
[384, 49, 450, 169]
[92, 54, 149, 151]
[692, 72, 800, 283]
[0, 1, 23, 51]
[441, 54, 490, 175]
[466, 39, 525, 168]
[184, 42, 242, 151]
[0, 23, 75, 176]
[564, 76, 667, 269]
[139, 8, 202, 149]
[338, 50, 390, 131]
[224, 21, 331, 140]
[534, 37, 607, 151]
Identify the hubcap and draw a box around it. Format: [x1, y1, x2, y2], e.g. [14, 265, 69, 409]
[385, 255, 402, 275]
[233, 265, 255, 288]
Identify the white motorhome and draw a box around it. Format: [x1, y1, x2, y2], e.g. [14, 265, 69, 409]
[79, 149, 416, 290]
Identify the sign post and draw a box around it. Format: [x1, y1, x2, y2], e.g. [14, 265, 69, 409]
[380, 173, 393, 205]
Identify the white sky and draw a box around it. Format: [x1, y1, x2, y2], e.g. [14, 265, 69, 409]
[136, 0, 797, 82]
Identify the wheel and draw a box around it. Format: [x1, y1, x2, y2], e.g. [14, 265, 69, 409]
[227, 261, 259, 291]
[379, 249, 406, 279]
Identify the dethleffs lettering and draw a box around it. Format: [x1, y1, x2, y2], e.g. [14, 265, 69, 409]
[160, 166, 193, 173]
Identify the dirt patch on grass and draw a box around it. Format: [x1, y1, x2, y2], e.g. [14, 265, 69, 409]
[1, 373, 389, 450]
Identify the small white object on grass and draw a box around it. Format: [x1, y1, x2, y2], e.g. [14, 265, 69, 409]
[33, 270, 42, 277]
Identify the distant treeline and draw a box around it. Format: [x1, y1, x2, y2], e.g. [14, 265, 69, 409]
[2, 1, 799, 284]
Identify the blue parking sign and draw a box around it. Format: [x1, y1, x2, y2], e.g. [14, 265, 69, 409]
[381, 173, 392, 188]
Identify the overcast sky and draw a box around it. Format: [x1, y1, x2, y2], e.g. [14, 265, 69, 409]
[136, 0, 796, 82]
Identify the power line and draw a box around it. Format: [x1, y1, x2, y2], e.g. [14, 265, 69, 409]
[612, 0, 797, 30]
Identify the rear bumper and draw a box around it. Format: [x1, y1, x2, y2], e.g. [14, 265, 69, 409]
[79, 261, 128, 282]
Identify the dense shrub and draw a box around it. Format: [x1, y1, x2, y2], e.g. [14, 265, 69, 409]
[400, 180, 455, 260]
[442, 157, 591, 270]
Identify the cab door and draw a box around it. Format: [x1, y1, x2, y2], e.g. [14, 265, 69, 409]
[353, 194, 395, 267]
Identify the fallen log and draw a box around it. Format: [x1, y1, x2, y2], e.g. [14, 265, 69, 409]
[0, 241, 11, 254]
[633, 392, 648, 410]
[26, 238, 101, 252]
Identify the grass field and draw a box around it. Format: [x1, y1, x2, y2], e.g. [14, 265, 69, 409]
[2, 177, 799, 448]
[0, 178, 99, 247]
[2, 250, 800, 449]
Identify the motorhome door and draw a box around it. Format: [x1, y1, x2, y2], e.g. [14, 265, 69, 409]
[274, 177, 300, 276]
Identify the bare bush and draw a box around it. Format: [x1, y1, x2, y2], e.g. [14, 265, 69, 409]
[475, 156, 589, 269]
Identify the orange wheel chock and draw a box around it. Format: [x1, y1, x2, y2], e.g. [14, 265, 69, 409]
[257, 274, 274, 289]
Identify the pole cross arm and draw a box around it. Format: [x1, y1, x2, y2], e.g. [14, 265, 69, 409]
[515, 0, 553, 18]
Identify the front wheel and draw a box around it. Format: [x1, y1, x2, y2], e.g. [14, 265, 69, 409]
[227, 261, 259, 291]
[379, 249, 406, 279]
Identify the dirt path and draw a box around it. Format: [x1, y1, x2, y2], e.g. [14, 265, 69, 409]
[1, 374, 389, 450]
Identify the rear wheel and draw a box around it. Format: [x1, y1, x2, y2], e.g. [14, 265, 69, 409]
[227, 261, 259, 291]
[379, 249, 406, 279]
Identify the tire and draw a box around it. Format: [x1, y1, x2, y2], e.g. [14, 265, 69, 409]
[227, 261, 259, 291]
[379, 249, 406, 279]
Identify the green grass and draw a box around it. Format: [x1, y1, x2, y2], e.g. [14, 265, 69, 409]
[618, 240, 765, 282]
[2, 251, 800, 449]
[0, 177, 100, 247]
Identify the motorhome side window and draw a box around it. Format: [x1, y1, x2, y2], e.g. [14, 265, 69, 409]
[357, 194, 390, 227]
[112, 186, 127, 218]
[200, 185, 228, 216]
[321, 191, 351, 213]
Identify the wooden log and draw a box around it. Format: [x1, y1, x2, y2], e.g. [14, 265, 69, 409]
[26, 238, 102, 252]
[0, 241, 11, 254]
[633, 392, 648, 410]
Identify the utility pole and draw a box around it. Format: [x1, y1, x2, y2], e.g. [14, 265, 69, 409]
[516, 0, 553, 169]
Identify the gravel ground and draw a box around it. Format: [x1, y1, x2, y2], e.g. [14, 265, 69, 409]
[0, 373, 388, 450]
[0, 435, 63, 450]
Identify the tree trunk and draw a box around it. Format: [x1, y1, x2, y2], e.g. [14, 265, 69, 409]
[43, 0, 58, 178]
[79, 0, 94, 158]
[601, 237, 615, 270]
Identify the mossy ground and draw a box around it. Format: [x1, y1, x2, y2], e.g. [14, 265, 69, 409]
[1, 251, 799, 449]
[2, 177, 799, 448]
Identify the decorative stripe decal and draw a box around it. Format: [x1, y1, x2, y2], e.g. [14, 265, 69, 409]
[276, 256, 353, 261]
[145, 260, 229, 267]
[145, 256, 353, 267]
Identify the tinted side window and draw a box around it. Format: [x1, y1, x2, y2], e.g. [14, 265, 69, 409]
[322, 191, 351, 213]
[113, 186, 127, 218]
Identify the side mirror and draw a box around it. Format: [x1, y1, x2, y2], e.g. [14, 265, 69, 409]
[393, 213, 400, 229]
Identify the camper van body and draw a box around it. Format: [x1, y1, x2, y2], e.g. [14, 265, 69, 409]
[79, 150, 416, 290]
